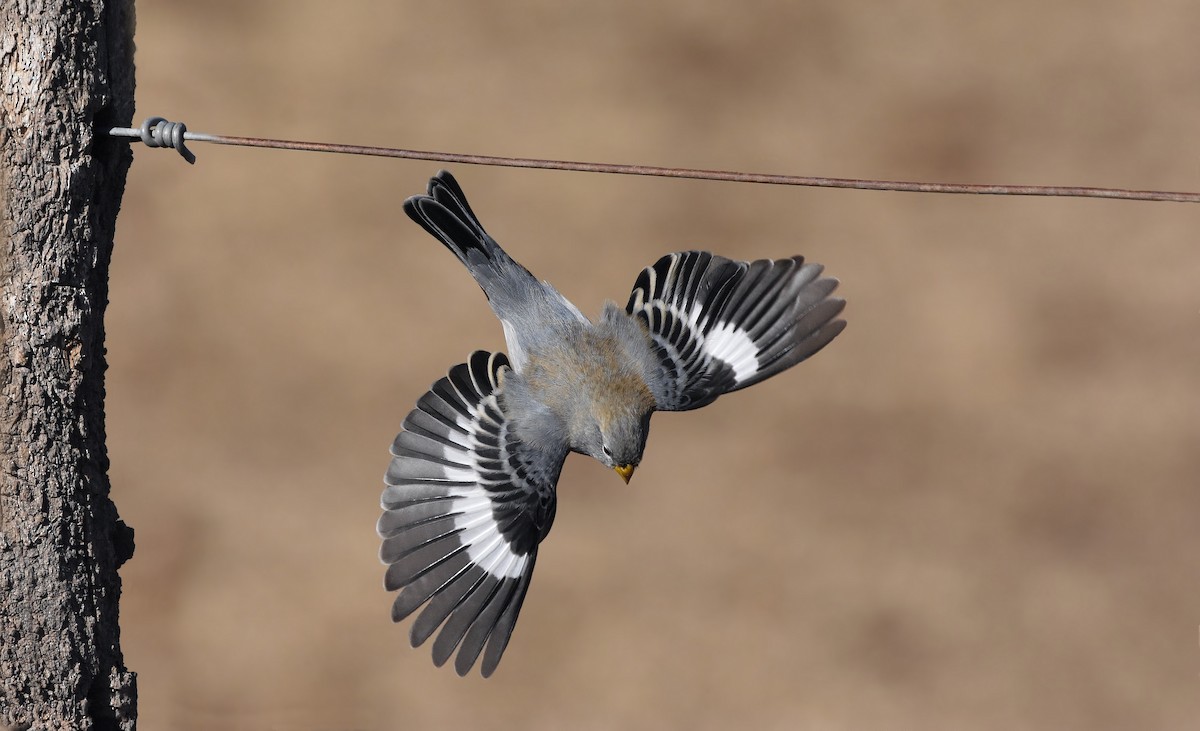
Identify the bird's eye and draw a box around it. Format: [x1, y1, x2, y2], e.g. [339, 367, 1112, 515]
[602, 445, 612, 458]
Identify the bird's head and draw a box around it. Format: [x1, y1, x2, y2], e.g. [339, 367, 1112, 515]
[581, 388, 654, 484]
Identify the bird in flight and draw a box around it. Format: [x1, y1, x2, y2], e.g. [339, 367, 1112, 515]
[379, 171, 845, 676]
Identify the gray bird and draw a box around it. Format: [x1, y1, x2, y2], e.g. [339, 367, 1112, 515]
[379, 170, 846, 677]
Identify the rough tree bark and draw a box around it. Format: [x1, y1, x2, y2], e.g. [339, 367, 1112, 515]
[1, 1, 137, 729]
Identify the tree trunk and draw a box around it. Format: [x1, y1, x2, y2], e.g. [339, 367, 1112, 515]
[0, 1, 137, 729]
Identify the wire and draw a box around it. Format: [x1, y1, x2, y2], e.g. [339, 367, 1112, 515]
[108, 116, 1200, 204]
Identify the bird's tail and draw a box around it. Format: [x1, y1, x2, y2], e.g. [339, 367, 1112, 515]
[402, 171, 535, 300]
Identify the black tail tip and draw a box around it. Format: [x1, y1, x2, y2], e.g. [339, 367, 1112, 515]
[428, 169, 462, 196]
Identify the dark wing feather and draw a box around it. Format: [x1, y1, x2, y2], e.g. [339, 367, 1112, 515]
[627, 251, 845, 411]
[379, 350, 565, 677]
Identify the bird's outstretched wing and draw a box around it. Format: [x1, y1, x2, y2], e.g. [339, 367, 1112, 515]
[626, 251, 845, 411]
[379, 350, 564, 677]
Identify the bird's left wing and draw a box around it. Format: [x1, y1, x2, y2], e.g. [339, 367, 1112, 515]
[379, 350, 565, 677]
[626, 251, 845, 411]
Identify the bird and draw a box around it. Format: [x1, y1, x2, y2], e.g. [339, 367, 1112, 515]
[379, 170, 846, 677]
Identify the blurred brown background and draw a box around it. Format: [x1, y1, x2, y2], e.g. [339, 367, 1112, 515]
[109, 1, 1199, 729]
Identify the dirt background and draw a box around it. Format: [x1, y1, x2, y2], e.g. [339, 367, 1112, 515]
[109, 1, 1199, 729]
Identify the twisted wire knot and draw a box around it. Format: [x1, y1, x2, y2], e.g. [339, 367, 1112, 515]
[139, 117, 196, 164]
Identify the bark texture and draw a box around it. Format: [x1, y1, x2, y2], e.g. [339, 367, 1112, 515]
[0, 1, 137, 729]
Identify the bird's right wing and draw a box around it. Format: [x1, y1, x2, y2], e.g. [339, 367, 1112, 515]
[379, 350, 565, 677]
[626, 251, 845, 411]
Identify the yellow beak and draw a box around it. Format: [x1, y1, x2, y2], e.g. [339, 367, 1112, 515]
[613, 464, 636, 484]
